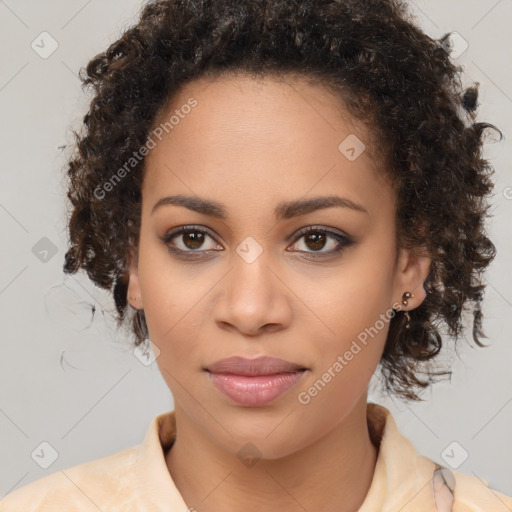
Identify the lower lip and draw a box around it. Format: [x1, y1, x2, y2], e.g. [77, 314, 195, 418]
[207, 371, 306, 406]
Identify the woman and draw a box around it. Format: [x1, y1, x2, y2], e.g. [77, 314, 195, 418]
[1, 0, 510, 510]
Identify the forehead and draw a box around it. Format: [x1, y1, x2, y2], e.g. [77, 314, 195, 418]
[141, 73, 393, 219]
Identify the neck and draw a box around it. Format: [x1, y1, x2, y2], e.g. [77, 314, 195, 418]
[165, 397, 378, 512]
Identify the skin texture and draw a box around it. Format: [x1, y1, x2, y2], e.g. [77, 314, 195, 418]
[127, 73, 431, 512]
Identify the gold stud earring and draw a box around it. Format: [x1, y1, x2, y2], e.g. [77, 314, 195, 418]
[402, 291, 414, 306]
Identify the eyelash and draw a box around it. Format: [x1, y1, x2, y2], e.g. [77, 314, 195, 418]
[161, 225, 355, 260]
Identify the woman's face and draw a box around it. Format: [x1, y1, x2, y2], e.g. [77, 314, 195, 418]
[128, 73, 430, 458]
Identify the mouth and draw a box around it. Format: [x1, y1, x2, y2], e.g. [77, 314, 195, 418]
[205, 356, 308, 406]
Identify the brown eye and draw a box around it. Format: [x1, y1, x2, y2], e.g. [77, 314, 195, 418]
[181, 231, 205, 249]
[288, 226, 355, 259]
[303, 232, 327, 251]
[162, 226, 223, 256]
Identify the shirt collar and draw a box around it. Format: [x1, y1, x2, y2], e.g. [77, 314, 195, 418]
[134, 408, 188, 511]
[358, 403, 438, 511]
[134, 402, 438, 511]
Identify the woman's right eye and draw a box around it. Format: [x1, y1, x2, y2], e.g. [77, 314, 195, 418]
[162, 226, 223, 256]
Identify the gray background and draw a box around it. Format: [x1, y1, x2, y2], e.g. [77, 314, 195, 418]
[1, 0, 511, 500]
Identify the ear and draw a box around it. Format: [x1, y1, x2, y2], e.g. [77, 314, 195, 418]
[392, 246, 432, 311]
[127, 246, 143, 310]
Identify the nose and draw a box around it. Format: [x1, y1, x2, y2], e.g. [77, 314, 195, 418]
[213, 249, 292, 336]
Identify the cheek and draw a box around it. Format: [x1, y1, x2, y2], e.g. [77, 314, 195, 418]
[308, 246, 395, 338]
[136, 239, 207, 369]
[141, 282, 204, 368]
[300, 241, 396, 387]
[293, 291, 392, 436]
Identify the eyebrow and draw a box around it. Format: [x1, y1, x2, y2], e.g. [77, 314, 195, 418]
[151, 194, 368, 219]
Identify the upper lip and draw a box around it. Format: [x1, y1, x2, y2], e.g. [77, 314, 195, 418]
[206, 356, 307, 376]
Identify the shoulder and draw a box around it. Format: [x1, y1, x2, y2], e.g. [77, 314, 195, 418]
[0, 445, 139, 512]
[450, 468, 512, 512]
[365, 403, 512, 511]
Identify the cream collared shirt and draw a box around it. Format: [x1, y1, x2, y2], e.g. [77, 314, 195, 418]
[1, 403, 510, 511]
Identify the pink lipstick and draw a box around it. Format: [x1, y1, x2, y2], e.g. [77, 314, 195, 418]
[206, 356, 307, 406]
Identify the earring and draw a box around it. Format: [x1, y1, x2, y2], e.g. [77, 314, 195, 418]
[402, 291, 414, 329]
[402, 291, 414, 306]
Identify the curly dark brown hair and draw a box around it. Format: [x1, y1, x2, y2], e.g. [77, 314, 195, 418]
[62, 0, 502, 402]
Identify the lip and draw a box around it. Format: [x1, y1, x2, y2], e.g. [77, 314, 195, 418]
[205, 356, 308, 406]
[206, 356, 307, 376]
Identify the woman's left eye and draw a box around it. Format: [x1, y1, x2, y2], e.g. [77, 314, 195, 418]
[287, 227, 354, 258]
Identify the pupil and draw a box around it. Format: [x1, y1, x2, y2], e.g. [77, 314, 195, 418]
[306, 232, 326, 251]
